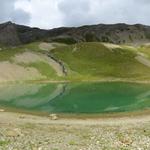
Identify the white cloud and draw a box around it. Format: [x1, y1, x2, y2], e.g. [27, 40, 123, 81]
[0, 0, 30, 24]
[15, 0, 63, 29]
[58, 0, 91, 26]
[1, 0, 150, 29]
[58, 0, 150, 26]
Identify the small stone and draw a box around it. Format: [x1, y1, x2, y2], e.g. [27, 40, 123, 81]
[0, 109, 4, 112]
[90, 136, 95, 140]
[32, 147, 38, 150]
[49, 114, 58, 120]
[120, 137, 133, 145]
[6, 128, 23, 137]
[19, 115, 25, 119]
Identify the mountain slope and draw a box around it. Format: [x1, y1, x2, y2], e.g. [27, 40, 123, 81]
[0, 21, 20, 46]
[0, 41, 150, 82]
[48, 23, 150, 45]
[51, 42, 150, 81]
[0, 42, 66, 82]
[0, 22, 48, 46]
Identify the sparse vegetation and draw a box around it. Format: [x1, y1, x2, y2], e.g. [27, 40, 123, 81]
[0, 140, 10, 146]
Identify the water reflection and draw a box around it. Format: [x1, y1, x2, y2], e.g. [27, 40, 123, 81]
[0, 82, 150, 114]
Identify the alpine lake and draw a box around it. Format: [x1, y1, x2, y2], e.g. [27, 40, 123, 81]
[0, 82, 150, 117]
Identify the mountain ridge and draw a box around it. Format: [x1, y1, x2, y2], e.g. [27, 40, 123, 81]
[1, 21, 150, 46]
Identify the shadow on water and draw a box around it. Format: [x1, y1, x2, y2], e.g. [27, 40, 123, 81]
[0, 82, 150, 114]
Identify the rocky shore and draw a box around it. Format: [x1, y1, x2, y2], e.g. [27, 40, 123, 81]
[0, 112, 150, 150]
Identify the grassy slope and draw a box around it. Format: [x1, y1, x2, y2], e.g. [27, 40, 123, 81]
[138, 44, 150, 58]
[0, 43, 63, 82]
[51, 42, 150, 81]
[1, 42, 150, 82]
[21, 62, 57, 79]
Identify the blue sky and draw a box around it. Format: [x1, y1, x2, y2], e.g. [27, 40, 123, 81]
[1, 0, 150, 29]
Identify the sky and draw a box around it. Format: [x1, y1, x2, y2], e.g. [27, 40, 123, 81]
[0, 0, 150, 29]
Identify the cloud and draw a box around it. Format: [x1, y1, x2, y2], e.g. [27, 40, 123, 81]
[11, 9, 30, 24]
[58, 0, 150, 27]
[1, 0, 150, 29]
[0, 0, 30, 24]
[58, 0, 92, 26]
[15, 0, 63, 29]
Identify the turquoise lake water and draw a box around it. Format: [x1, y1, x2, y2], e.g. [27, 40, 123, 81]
[0, 82, 150, 114]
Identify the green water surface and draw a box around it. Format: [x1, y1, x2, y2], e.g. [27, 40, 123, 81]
[0, 82, 150, 114]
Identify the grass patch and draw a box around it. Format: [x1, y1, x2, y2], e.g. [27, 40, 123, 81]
[52, 42, 150, 81]
[0, 140, 9, 146]
[68, 140, 77, 145]
[23, 42, 42, 52]
[0, 47, 25, 61]
[138, 45, 150, 58]
[29, 62, 57, 78]
[0, 42, 42, 62]
[21, 61, 59, 79]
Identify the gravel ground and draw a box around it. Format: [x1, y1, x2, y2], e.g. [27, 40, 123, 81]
[0, 112, 150, 150]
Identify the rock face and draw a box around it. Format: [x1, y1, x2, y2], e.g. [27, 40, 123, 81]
[0, 21, 20, 46]
[1, 21, 150, 46]
[48, 23, 150, 45]
[0, 21, 48, 46]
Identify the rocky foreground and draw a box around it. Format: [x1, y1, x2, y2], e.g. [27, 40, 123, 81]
[0, 112, 150, 150]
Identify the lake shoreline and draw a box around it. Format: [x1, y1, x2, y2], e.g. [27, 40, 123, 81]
[1, 107, 150, 119]
[0, 111, 150, 125]
[0, 111, 150, 149]
[1, 78, 150, 85]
